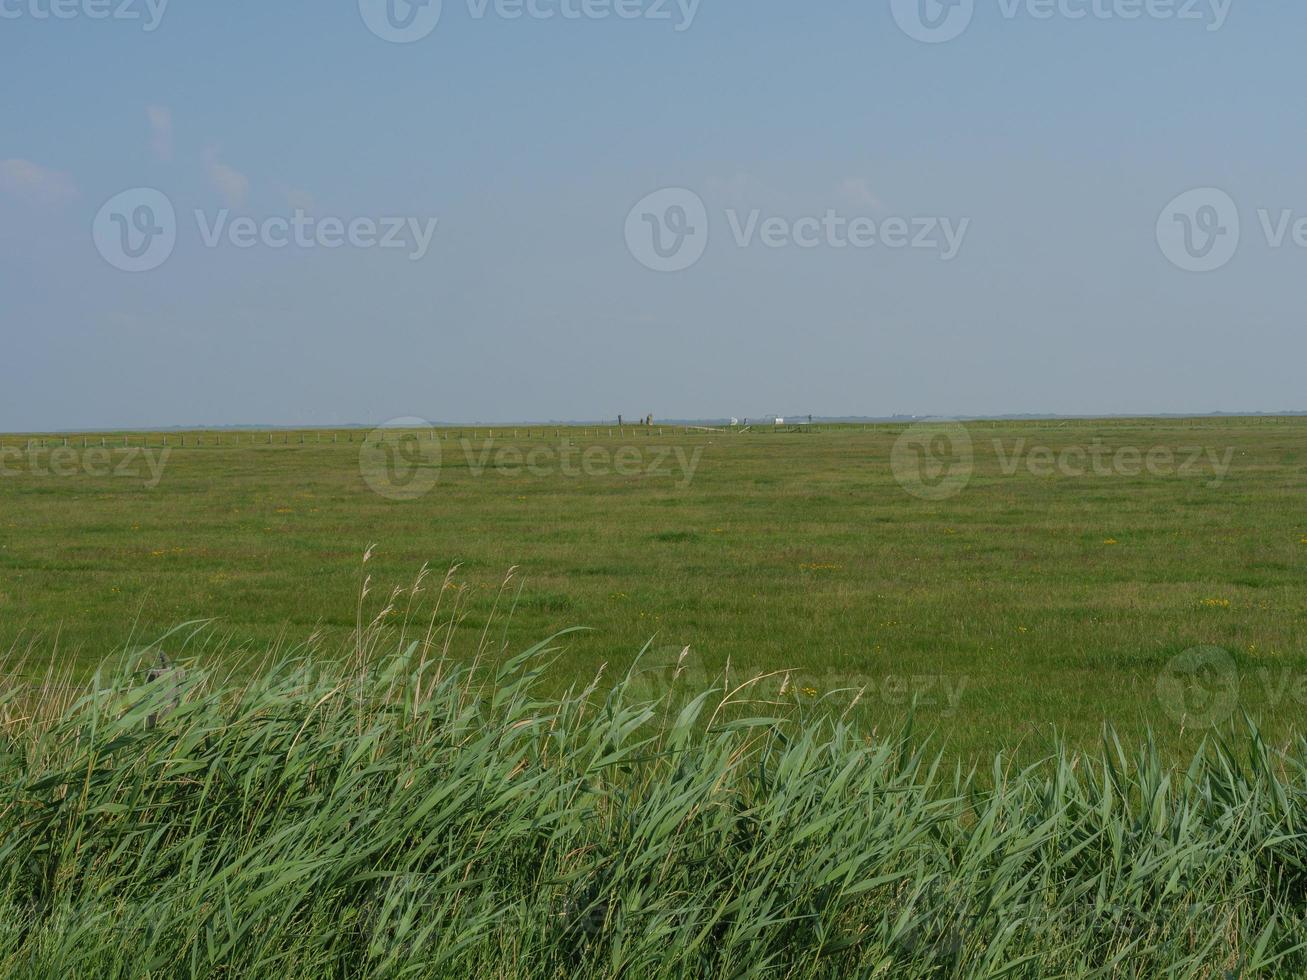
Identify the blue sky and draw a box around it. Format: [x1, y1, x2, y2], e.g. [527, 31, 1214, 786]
[1, 0, 1301, 429]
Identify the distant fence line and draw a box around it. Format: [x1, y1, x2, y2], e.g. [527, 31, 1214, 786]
[3, 425, 835, 450]
[2, 416, 1301, 451]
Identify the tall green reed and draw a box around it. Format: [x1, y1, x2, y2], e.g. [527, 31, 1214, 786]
[2, 562, 1306, 978]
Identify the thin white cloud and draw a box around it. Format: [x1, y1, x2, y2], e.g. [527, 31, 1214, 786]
[147, 105, 173, 162]
[0, 159, 78, 205]
[203, 147, 249, 207]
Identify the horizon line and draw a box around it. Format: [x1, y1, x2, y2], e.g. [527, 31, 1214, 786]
[5, 410, 1307, 436]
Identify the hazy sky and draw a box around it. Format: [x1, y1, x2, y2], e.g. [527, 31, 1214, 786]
[1, 0, 1301, 430]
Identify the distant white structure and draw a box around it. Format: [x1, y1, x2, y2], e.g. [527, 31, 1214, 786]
[774, 417, 785, 426]
[730, 418, 739, 426]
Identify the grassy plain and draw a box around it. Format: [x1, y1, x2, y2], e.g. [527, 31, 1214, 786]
[2, 417, 1306, 759]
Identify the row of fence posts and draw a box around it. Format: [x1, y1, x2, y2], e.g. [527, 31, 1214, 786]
[10, 426, 772, 450]
[6, 415, 1292, 452]
[15, 428, 690, 449]
[7, 425, 845, 451]
[18, 421, 1230, 451]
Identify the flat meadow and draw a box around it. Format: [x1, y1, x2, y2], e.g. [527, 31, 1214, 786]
[2, 416, 1306, 760]
[7, 416, 1307, 977]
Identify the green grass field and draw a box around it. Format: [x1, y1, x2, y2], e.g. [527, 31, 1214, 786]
[3, 417, 1306, 759]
